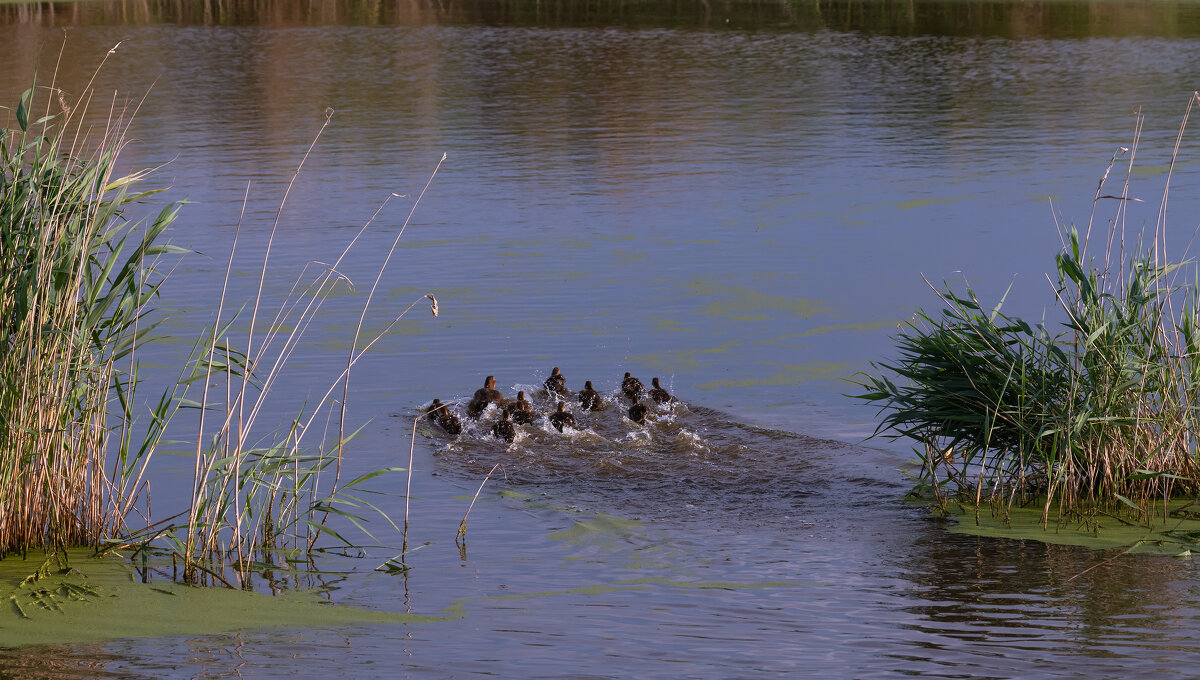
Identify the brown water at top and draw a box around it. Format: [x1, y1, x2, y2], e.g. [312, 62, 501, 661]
[5, 1, 1200, 677]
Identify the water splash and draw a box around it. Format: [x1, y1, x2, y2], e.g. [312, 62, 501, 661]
[422, 387, 885, 524]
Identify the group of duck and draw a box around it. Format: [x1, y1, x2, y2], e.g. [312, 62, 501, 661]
[424, 368, 674, 443]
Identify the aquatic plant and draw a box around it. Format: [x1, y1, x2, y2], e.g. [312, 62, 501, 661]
[0, 53, 184, 555]
[1, 50, 443, 586]
[165, 114, 445, 585]
[857, 95, 1200, 523]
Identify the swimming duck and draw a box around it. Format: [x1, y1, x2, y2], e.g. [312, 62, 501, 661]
[426, 398, 462, 435]
[648, 377, 672, 404]
[549, 402, 577, 432]
[621, 372, 644, 400]
[491, 410, 516, 443]
[578, 380, 602, 411]
[506, 390, 536, 425]
[467, 375, 505, 418]
[544, 366, 569, 397]
[627, 395, 648, 424]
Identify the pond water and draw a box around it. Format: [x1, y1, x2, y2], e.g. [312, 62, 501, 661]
[7, 1, 1200, 676]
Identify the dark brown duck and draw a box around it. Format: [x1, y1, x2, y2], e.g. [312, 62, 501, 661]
[648, 377, 672, 404]
[621, 372, 644, 400]
[544, 366, 569, 397]
[491, 410, 516, 443]
[426, 398, 462, 435]
[578, 380, 602, 411]
[627, 395, 648, 424]
[506, 390, 536, 425]
[549, 402, 577, 432]
[467, 375, 505, 418]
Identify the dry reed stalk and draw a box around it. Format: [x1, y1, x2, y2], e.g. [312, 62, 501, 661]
[458, 463, 504, 544]
[171, 119, 446, 583]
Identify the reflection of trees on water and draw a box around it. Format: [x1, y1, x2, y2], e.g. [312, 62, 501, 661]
[6, 0, 1200, 37]
[895, 520, 1200, 659]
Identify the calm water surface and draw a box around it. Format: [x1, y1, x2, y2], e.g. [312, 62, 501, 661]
[6, 1, 1200, 676]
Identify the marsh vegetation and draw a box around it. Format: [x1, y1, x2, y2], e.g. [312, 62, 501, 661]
[0, 58, 181, 555]
[10, 2, 1200, 675]
[858, 96, 1200, 528]
[0, 56, 442, 586]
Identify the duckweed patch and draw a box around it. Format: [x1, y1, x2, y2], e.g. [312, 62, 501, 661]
[942, 500, 1200, 556]
[0, 551, 431, 648]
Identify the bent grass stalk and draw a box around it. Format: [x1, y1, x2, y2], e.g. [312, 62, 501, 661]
[457, 463, 503, 544]
[175, 121, 446, 585]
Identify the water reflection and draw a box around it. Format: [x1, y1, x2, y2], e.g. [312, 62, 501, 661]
[5, 1, 1200, 677]
[886, 518, 1200, 674]
[428, 380, 1200, 675]
[9, 0, 1200, 37]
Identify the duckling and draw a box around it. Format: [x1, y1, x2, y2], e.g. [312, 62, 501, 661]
[544, 366, 569, 397]
[621, 372, 644, 400]
[627, 395, 648, 424]
[578, 380, 602, 411]
[549, 401, 577, 432]
[648, 377, 672, 404]
[424, 398, 445, 417]
[506, 390, 536, 425]
[491, 410, 516, 443]
[467, 375, 505, 418]
[426, 398, 462, 435]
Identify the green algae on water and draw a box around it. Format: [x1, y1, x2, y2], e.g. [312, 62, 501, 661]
[940, 500, 1200, 556]
[627, 341, 742, 373]
[0, 550, 431, 648]
[891, 196, 963, 210]
[698, 361, 849, 389]
[773, 320, 898, 339]
[688, 281, 829, 321]
[549, 513, 648, 539]
[653, 318, 699, 333]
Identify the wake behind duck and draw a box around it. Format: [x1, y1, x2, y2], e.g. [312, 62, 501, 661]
[418, 370, 864, 524]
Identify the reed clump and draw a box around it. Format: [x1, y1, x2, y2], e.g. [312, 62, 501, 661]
[858, 96, 1200, 525]
[0, 70, 182, 555]
[2, 54, 442, 586]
